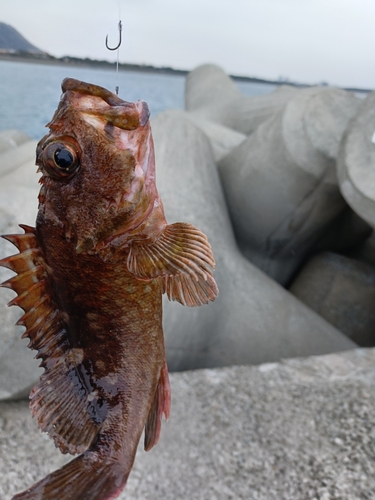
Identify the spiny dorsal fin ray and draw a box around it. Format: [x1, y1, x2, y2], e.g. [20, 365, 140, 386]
[127, 222, 219, 307]
[0, 248, 44, 274]
[2, 229, 38, 253]
[0, 225, 100, 455]
[8, 281, 48, 310]
[23, 309, 58, 342]
[1, 265, 45, 295]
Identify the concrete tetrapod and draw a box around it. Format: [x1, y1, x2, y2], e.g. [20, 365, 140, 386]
[152, 110, 356, 371]
[347, 231, 375, 267]
[0, 129, 31, 155]
[184, 113, 246, 162]
[185, 64, 299, 135]
[185, 63, 242, 111]
[289, 252, 375, 347]
[218, 87, 361, 285]
[0, 140, 43, 400]
[337, 91, 375, 228]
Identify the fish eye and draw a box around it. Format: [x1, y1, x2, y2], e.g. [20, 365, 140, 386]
[41, 139, 81, 180]
[54, 148, 74, 170]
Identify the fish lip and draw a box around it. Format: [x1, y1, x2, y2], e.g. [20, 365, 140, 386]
[136, 101, 150, 127]
[60, 78, 150, 129]
[62, 78, 126, 107]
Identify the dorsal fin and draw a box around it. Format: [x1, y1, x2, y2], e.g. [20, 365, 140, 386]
[127, 222, 219, 306]
[0, 226, 100, 455]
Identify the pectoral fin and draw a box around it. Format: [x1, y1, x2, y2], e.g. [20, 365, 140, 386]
[127, 222, 219, 306]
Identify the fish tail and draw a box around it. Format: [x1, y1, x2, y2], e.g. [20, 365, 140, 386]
[12, 450, 131, 500]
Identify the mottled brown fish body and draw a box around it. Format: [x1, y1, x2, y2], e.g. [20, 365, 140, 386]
[36, 220, 165, 448]
[0, 78, 218, 500]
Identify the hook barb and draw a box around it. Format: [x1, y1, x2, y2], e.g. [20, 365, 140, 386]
[106, 20, 122, 51]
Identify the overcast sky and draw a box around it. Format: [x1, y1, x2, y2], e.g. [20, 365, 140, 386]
[1, 0, 374, 89]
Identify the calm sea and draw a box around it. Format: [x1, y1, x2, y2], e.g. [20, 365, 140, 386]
[0, 60, 276, 140]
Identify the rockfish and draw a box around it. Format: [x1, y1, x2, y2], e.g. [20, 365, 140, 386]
[0, 78, 218, 500]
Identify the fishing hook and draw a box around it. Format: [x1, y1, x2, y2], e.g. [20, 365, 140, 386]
[105, 20, 122, 51]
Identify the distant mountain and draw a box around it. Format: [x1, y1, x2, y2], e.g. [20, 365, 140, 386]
[0, 22, 45, 53]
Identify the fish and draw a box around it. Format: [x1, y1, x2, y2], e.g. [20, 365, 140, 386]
[0, 78, 219, 500]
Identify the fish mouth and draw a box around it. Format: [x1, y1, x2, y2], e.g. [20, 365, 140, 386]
[61, 78, 150, 130]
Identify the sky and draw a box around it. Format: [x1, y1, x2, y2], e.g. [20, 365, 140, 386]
[1, 0, 374, 89]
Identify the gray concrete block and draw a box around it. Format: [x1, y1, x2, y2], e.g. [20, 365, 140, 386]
[185, 64, 299, 135]
[185, 113, 246, 162]
[152, 110, 355, 371]
[303, 86, 360, 160]
[0, 140, 37, 178]
[337, 91, 375, 229]
[289, 252, 375, 346]
[218, 87, 360, 285]
[347, 231, 375, 267]
[2, 348, 375, 499]
[0, 129, 31, 155]
[313, 205, 372, 255]
[201, 84, 300, 136]
[185, 64, 242, 111]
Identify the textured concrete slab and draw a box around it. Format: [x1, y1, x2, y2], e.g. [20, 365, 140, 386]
[1, 348, 375, 499]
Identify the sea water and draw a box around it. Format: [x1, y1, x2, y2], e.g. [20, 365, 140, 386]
[0, 60, 276, 140]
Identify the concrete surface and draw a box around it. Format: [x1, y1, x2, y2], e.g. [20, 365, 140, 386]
[313, 205, 372, 256]
[289, 252, 375, 346]
[185, 113, 246, 161]
[347, 231, 375, 267]
[185, 63, 242, 112]
[0, 129, 31, 155]
[185, 64, 299, 135]
[1, 347, 375, 499]
[337, 91, 375, 229]
[0, 140, 37, 177]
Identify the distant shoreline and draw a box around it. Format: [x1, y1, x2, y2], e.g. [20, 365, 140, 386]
[0, 53, 371, 94]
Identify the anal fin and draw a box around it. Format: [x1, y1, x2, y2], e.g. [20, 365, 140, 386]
[144, 361, 171, 451]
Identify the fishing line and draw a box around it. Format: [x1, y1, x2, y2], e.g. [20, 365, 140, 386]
[115, 0, 121, 95]
[115, 25, 120, 96]
[105, 1, 122, 95]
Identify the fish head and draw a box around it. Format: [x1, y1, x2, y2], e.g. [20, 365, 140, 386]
[36, 78, 158, 255]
